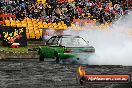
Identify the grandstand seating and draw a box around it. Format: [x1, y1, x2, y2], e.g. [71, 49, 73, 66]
[0, 0, 130, 41]
[37, 0, 46, 4]
[4, 18, 68, 39]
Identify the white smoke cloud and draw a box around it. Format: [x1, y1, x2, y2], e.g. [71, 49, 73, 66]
[64, 11, 132, 66]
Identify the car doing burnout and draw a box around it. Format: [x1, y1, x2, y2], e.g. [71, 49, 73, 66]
[38, 35, 95, 64]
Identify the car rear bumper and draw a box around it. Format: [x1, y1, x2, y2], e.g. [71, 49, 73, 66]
[59, 53, 95, 64]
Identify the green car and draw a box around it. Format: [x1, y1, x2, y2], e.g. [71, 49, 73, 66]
[38, 35, 95, 64]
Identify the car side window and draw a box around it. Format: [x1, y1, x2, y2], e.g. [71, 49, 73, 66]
[46, 37, 56, 45]
[52, 37, 60, 45]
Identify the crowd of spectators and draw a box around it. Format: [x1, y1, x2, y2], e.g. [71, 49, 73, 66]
[0, 0, 131, 26]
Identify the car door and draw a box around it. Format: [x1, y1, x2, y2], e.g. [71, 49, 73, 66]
[40, 36, 57, 58]
[50, 36, 65, 56]
[42, 36, 64, 58]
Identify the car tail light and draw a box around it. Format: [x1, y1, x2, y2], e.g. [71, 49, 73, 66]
[64, 49, 73, 53]
[83, 50, 95, 53]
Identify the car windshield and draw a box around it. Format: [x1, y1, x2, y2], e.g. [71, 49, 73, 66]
[61, 37, 88, 47]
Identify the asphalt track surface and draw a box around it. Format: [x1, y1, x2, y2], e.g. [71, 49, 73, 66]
[0, 59, 131, 88]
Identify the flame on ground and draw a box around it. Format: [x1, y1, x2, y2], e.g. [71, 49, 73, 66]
[78, 66, 86, 76]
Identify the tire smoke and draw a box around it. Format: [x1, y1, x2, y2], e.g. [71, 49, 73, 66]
[64, 11, 132, 66]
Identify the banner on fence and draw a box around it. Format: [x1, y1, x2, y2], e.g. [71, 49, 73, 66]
[0, 26, 27, 47]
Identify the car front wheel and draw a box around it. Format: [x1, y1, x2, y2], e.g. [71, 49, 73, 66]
[39, 55, 44, 61]
[55, 56, 60, 63]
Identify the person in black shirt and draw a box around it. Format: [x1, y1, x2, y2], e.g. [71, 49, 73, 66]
[0, 2, 1, 10]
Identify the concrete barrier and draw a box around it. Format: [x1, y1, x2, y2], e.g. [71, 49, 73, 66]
[0, 50, 39, 59]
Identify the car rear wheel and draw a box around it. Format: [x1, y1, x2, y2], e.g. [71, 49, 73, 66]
[54, 52, 60, 63]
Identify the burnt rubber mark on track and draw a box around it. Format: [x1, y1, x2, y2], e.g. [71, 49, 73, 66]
[0, 60, 131, 88]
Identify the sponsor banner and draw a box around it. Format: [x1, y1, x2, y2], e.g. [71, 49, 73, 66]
[84, 74, 130, 83]
[77, 66, 131, 84]
[0, 26, 27, 47]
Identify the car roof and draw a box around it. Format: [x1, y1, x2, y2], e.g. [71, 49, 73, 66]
[56, 35, 81, 38]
